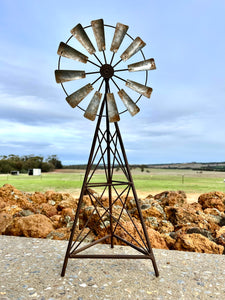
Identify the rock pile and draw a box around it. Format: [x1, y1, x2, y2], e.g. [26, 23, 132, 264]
[0, 184, 225, 254]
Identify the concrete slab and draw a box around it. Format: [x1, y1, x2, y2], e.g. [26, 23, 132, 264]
[0, 235, 224, 299]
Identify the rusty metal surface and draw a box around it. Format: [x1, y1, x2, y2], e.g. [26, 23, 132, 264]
[71, 23, 96, 55]
[91, 19, 105, 51]
[66, 83, 93, 108]
[110, 22, 129, 53]
[84, 91, 102, 121]
[128, 58, 156, 72]
[118, 89, 140, 116]
[126, 79, 152, 98]
[100, 64, 114, 78]
[55, 70, 85, 83]
[106, 93, 120, 122]
[57, 42, 88, 63]
[120, 37, 146, 62]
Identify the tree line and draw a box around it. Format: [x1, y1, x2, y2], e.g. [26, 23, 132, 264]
[0, 154, 62, 174]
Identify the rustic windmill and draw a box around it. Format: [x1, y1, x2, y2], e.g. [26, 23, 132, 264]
[55, 19, 159, 278]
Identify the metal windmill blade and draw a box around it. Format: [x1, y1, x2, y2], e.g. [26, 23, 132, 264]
[118, 89, 140, 116]
[71, 23, 96, 54]
[107, 93, 120, 122]
[126, 80, 152, 98]
[91, 19, 105, 51]
[120, 37, 146, 62]
[66, 83, 94, 108]
[110, 22, 129, 53]
[84, 91, 102, 121]
[55, 70, 86, 83]
[128, 58, 156, 72]
[57, 42, 88, 63]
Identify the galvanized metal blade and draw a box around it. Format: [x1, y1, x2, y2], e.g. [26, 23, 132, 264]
[107, 93, 120, 122]
[118, 89, 140, 116]
[128, 58, 156, 72]
[66, 84, 94, 108]
[55, 70, 85, 83]
[57, 42, 88, 63]
[84, 91, 102, 121]
[126, 80, 152, 98]
[110, 22, 129, 53]
[71, 23, 96, 55]
[120, 37, 146, 62]
[91, 19, 105, 51]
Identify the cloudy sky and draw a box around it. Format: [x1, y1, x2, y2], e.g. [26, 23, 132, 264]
[0, 0, 224, 165]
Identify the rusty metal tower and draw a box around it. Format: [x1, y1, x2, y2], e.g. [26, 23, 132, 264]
[55, 19, 159, 278]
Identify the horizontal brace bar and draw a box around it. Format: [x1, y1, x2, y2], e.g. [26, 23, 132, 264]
[112, 180, 132, 185]
[69, 254, 154, 259]
[86, 181, 132, 186]
[86, 183, 132, 188]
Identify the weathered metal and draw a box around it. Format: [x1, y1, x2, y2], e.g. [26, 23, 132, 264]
[126, 79, 152, 98]
[66, 83, 93, 108]
[55, 70, 85, 83]
[57, 42, 88, 63]
[100, 64, 114, 78]
[106, 93, 120, 122]
[128, 58, 156, 72]
[91, 19, 105, 51]
[110, 22, 129, 53]
[71, 23, 96, 55]
[118, 89, 140, 116]
[120, 37, 146, 61]
[84, 91, 102, 121]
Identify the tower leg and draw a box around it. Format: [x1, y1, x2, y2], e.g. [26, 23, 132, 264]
[114, 122, 159, 277]
[61, 94, 106, 277]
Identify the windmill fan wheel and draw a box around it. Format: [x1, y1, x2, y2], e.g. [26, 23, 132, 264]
[55, 19, 156, 122]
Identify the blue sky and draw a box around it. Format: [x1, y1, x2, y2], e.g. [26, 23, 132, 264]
[0, 0, 224, 165]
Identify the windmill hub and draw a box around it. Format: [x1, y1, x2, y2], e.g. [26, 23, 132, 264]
[100, 64, 114, 79]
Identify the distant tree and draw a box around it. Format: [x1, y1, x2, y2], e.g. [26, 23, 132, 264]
[8, 154, 23, 171]
[0, 154, 63, 174]
[0, 159, 12, 173]
[140, 164, 147, 172]
[47, 155, 62, 169]
[41, 162, 55, 172]
[23, 155, 43, 170]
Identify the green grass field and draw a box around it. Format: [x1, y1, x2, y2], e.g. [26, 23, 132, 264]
[0, 168, 225, 195]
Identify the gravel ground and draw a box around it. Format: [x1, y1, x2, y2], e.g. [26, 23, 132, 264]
[0, 235, 224, 300]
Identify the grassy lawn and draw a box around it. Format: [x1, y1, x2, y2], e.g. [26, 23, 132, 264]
[0, 168, 224, 195]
